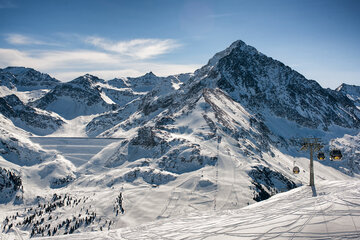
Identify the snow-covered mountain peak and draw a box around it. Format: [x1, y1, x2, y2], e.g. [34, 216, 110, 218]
[32, 74, 118, 119]
[143, 71, 157, 78]
[188, 40, 360, 130]
[3, 66, 30, 75]
[336, 83, 360, 108]
[70, 74, 105, 87]
[226, 39, 261, 56]
[203, 40, 261, 71]
[0, 66, 60, 91]
[335, 83, 359, 92]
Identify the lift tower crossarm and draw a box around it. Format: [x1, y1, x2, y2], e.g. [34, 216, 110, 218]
[300, 138, 323, 187]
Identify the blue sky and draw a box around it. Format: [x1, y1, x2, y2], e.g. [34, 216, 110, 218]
[0, 0, 359, 88]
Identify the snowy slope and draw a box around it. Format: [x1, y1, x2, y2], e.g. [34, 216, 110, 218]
[0, 67, 57, 106]
[0, 114, 77, 212]
[0, 128, 76, 211]
[19, 180, 357, 240]
[0, 94, 65, 135]
[0, 114, 52, 166]
[329, 131, 360, 176]
[33, 74, 118, 119]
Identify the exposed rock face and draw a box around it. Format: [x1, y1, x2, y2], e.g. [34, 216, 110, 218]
[123, 168, 176, 185]
[248, 166, 297, 202]
[336, 83, 360, 109]
[32, 74, 118, 119]
[50, 175, 75, 189]
[0, 94, 64, 135]
[0, 167, 22, 203]
[95, 40, 359, 204]
[190, 40, 359, 130]
[0, 67, 60, 91]
[86, 72, 191, 136]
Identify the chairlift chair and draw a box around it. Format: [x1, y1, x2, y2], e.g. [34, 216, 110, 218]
[293, 166, 300, 174]
[330, 149, 342, 161]
[317, 152, 325, 160]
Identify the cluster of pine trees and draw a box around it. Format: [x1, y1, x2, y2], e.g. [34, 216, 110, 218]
[114, 192, 125, 216]
[0, 167, 22, 201]
[2, 190, 128, 237]
[1, 193, 98, 237]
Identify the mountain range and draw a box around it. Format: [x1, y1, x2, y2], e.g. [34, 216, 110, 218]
[0, 40, 359, 238]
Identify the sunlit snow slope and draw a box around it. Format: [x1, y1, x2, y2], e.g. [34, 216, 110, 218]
[30, 137, 121, 167]
[25, 180, 359, 240]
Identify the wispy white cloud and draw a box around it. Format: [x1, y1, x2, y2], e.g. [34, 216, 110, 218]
[5, 34, 61, 46]
[51, 63, 199, 82]
[0, 33, 198, 81]
[6, 34, 45, 45]
[0, 48, 200, 81]
[85, 37, 181, 59]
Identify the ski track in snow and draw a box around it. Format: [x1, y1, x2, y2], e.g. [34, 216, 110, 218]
[27, 180, 360, 240]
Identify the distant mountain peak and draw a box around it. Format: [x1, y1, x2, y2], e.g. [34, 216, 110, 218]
[70, 74, 105, 86]
[0, 66, 60, 91]
[336, 83, 360, 92]
[143, 71, 157, 78]
[3, 66, 35, 74]
[336, 83, 360, 107]
[3, 66, 55, 78]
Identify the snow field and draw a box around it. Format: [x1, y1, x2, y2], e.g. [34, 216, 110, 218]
[21, 180, 358, 239]
[30, 137, 121, 167]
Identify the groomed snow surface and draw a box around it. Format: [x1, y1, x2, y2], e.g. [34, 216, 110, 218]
[1, 180, 359, 239]
[112, 181, 360, 240]
[32, 180, 360, 239]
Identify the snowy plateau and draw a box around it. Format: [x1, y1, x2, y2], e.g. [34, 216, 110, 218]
[0, 40, 359, 239]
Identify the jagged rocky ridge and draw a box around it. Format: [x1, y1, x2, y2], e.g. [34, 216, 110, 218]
[32, 74, 118, 119]
[190, 40, 359, 130]
[336, 83, 360, 109]
[0, 67, 60, 91]
[0, 94, 64, 135]
[94, 40, 359, 199]
[100, 41, 359, 139]
[86, 72, 191, 136]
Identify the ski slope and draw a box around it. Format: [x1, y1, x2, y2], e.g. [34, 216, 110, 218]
[30, 137, 122, 166]
[25, 180, 359, 240]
